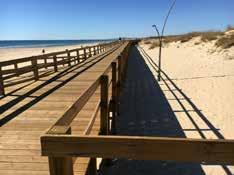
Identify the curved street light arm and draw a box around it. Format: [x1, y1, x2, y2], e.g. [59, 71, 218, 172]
[161, 0, 177, 37]
[152, 25, 161, 39]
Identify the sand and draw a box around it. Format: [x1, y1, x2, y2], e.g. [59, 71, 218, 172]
[139, 37, 234, 174]
[0, 43, 97, 62]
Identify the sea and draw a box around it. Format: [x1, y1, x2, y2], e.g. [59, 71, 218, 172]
[0, 40, 113, 49]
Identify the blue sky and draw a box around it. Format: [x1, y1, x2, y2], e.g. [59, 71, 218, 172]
[0, 0, 233, 40]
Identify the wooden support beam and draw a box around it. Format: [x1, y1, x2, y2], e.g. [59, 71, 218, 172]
[53, 56, 58, 72]
[66, 50, 71, 66]
[31, 59, 39, 81]
[84, 48, 87, 59]
[77, 50, 80, 63]
[14, 63, 19, 76]
[122, 47, 129, 81]
[117, 55, 122, 87]
[41, 135, 234, 165]
[98, 46, 100, 54]
[44, 57, 48, 69]
[62, 58, 65, 67]
[100, 46, 103, 52]
[88, 47, 92, 57]
[100, 75, 109, 135]
[47, 128, 74, 175]
[87, 158, 97, 175]
[111, 62, 117, 134]
[116, 55, 122, 115]
[0, 66, 5, 96]
[94, 46, 97, 55]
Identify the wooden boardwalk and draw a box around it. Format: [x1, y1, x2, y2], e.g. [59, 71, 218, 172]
[40, 45, 234, 175]
[0, 42, 129, 175]
[1, 42, 234, 175]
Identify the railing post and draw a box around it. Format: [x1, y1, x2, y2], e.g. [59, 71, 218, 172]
[44, 57, 48, 69]
[89, 47, 92, 57]
[100, 75, 113, 166]
[31, 59, 39, 81]
[0, 66, 5, 96]
[77, 50, 80, 63]
[62, 58, 65, 67]
[116, 55, 122, 115]
[53, 56, 58, 72]
[117, 55, 122, 88]
[14, 63, 19, 76]
[66, 50, 71, 66]
[94, 46, 97, 55]
[111, 62, 117, 134]
[122, 48, 128, 81]
[48, 127, 74, 175]
[87, 158, 97, 175]
[100, 75, 109, 135]
[100, 45, 102, 53]
[98, 46, 101, 54]
[84, 48, 87, 59]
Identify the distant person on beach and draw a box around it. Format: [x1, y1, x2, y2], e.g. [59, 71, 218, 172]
[42, 49, 45, 54]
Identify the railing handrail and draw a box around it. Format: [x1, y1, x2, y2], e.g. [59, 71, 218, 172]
[40, 41, 234, 175]
[41, 135, 234, 165]
[46, 42, 128, 135]
[0, 40, 122, 96]
[0, 41, 117, 66]
[40, 41, 131, 175]
[46, 76, 101, 135]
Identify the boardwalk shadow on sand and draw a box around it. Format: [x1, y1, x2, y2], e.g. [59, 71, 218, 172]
[100, 46, 206, 175]
[138, 46, 232, 175]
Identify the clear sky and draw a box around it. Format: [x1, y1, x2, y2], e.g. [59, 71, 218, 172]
[0, 0, 233, 40]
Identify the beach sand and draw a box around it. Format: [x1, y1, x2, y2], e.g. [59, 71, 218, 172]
[139, 37, 234, 174]
[0, 43, 97, 62]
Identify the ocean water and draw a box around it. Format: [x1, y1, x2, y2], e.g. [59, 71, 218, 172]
[0, 40, 113, 49]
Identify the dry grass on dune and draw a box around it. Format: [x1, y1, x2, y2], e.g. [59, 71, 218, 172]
[200, 31, 224, 42]
[144, 40, 152, 45]
[149, 41, 160, 49]
[145, 25, 234, 49]
[216, 34, 234, 49]
[164, 31, 223, 43]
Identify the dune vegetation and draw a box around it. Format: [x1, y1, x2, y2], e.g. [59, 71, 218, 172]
[145, 25, 234, 50]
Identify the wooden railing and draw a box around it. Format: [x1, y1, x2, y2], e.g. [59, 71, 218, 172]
[41, 41, 234, 175]
[0, 41, 120, 96]
[40, 41, 131, 175]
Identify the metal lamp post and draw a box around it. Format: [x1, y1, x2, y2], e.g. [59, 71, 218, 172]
[152, 25, 162, 81]
[152, 0, 177, 81]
